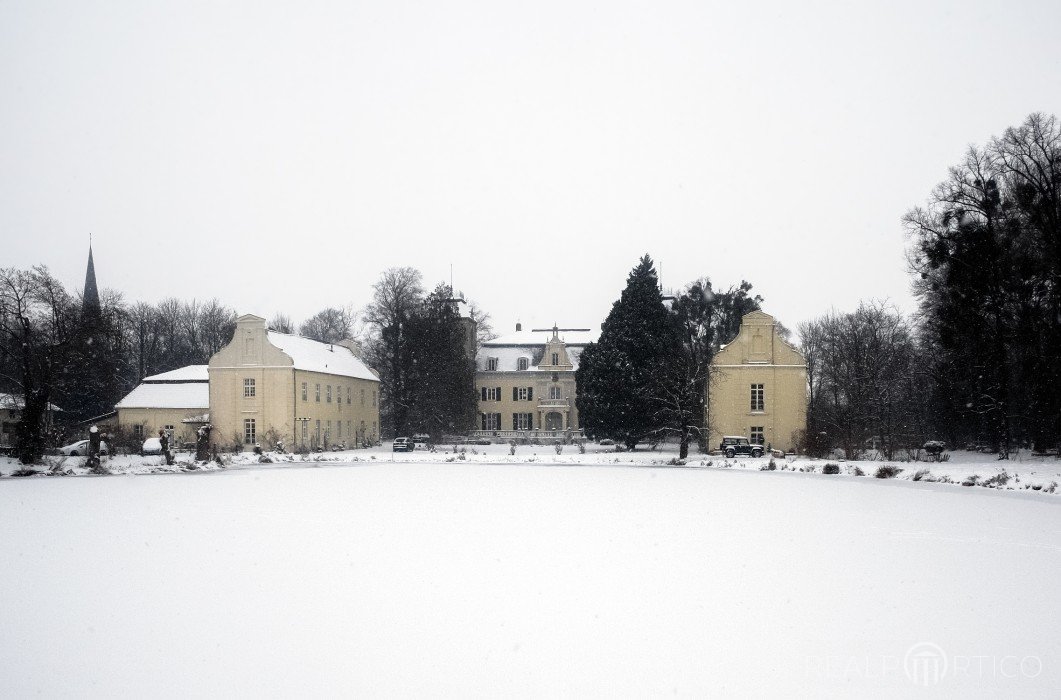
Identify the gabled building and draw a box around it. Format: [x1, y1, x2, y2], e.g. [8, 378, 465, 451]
[473, 324, 597, 439]
[707, 310, 807, 453]
[208, 314, 381, 451]
[114, 365, 209, 445]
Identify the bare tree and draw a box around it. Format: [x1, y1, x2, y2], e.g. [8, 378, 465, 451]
[299, 306, 356, 344]
[269, 313, 294, 333]
[0, 266, 74, 463]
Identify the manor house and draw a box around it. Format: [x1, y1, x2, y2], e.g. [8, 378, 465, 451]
[473, 324, 596, 439]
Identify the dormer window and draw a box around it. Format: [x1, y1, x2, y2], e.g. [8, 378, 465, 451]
[551, 352, 559, 366]
[518, 357, 529, 371]
[487, 357, 498, 371]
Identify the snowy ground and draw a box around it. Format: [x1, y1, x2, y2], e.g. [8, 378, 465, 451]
[1, 451, 1059, 697]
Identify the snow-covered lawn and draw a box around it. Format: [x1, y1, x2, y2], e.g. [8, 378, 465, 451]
[1, 458, 1059, 697]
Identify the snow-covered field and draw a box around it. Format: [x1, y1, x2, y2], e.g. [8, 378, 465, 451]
[2, 450, 1059, 697]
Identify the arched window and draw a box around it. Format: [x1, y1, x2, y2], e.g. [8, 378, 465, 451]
[518, 357, 529, 371]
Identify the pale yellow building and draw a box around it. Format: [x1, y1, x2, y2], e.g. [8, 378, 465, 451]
[115, 365, 209, 445]
[208, 314, 380, 451]
[707, 311, 807, 453]
[472, 324, 596, 440]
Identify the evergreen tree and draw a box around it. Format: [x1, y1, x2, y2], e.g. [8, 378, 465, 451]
[403, 285, 478, 440]
[576, 255, 673, 450]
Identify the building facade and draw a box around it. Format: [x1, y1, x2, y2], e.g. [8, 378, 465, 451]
[115, 365, 209, 445]
[707, 311, 807, 453]
[473, 324, 596, 440]
[208, 315, 381, 451]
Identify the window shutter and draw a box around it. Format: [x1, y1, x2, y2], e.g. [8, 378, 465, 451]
[481, 387, 486, 402]
[481, 413, 486, 430]
[527, 387, 533, 401]
[512, 413, 518, 430]
[513, 387, 518, 401]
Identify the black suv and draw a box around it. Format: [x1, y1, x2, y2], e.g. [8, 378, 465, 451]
[720, 435, 764, 458]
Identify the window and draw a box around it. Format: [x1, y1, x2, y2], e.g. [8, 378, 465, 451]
[243, 418, 256, 444]
[337, 421, 341, 438]
[315, 419, 321, 443]
[551, 352, 559, 366]
[481, 412, 501, 430]
[346, 386, 351, 405]
[481, 386, 503, 402]
[487, 357, 498, 371]
[515, 387, 532, 401]
[326, 420, 332, 443]
[315, 384, 321, 402]
[327, 385, 332, 403]
[243, 378, 255, 397]
[133, 424, 144, 439]
[751, 426, 765, 445]
[751, 384, 764, 412]
[360, 388, 365, 406]
[301, 382, 308, 401]
[518, 357, 529, 371]
[513, 412, 533, 430]
[302, 422, 308, 439]
[549, 386, 562, 400]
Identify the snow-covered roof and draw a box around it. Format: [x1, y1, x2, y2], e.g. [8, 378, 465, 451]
[115, 383, 209, 410]
[0, 393, 62, 412]
[267, 332, 379, 382]
[485, 328, 598, 347]
[478, 327, 596, 372]
[142, 365, 209, 382]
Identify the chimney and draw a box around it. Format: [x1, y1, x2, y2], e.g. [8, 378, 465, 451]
[515, 322, 522, 332]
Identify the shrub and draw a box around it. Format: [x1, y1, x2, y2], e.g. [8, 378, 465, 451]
[759, 462, 777, 471]
[554, 442, 563, 455]
[11, 467, 41, 477]
[875, 465, 902, 479]
[822, 463, 840, 475]
[912, 469, 931, 481]
[847, 465, 865, 476]
[961, 475, 980, 487]
[668, 457, 686, 466]
[981, 472, 1010, 488]
[509, 443, 517, 456]
[577, 441, 586, 454]
[768, 458, 777, 470]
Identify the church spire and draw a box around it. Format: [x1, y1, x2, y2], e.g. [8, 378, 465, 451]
[83, 236, 100, 312]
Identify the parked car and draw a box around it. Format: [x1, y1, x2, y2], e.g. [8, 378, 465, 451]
[720, 435, 764, 458]
[392, 437, 413, 452]
[412, 434, 430, 451]
[598, 438, 615, 446]
[141, 437, 163, 456]
[58, 439, 109, 456]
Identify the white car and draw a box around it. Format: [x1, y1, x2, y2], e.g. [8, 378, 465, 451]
[58, 439, 109, 456]
[141, 437, 163, 456]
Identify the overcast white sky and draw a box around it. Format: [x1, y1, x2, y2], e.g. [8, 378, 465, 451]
[2, 0, 1059, 337]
